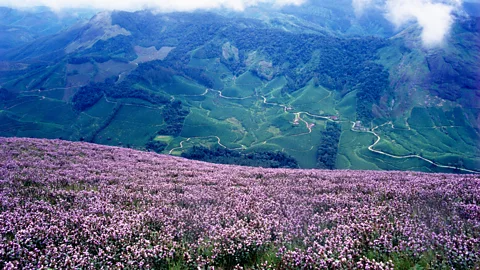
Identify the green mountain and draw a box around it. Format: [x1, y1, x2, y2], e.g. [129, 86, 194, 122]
[0, 4, 478, 173]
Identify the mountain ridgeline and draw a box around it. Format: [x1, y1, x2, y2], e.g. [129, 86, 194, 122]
[0, 4, 478, 172]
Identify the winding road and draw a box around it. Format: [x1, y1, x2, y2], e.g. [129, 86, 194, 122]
[103, 96, 160, 110]
[352, 121, 479, 174]
[168, 135, 245, 155]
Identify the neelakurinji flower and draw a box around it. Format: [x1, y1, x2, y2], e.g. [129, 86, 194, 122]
[0, 137, 479, 269]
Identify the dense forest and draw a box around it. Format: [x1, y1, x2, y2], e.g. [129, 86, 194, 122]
[72, 80, 170, 112]
[316, 122, 342, 169]
[145, 140, 168, 153]
[181, 146, 299, 169]
[72, 83, 105, 111]
[127, 60, 214, 89]
[157, 100, 189, 136]
[0, 88, 16, 102]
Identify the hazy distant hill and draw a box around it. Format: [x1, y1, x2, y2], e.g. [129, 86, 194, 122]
[0, 7, 95, 51]
[0, 5, 478, 173]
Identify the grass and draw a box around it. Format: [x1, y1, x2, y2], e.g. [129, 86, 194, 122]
[235, 71, 263, 87]
[41, 66, 67, 89]
[85, 98, 117, 118]
[336, 90, 356, 120]
[162, 76, 206, 96]
[94, 105, 165, 147]
[181, 108, 241, 148]
[373, 139, 411, 156]
[154, 135, 174, 143]
[259, 76, 287, 95]
[336, 127, 380, 171]
[222, 85, 255, 98]
[94, 60, 136, 83]
[189, 58, 232, 90]
[408, 107, 435, 128]
[39, 88, 70, 101]
[359, 147, 438, 172]
[8, 98, 79, 126]
[0, 111, 72, 139]
[2, 83, 477, 172]
[284, 146, 319, 169]
[289, 80, 336, 115]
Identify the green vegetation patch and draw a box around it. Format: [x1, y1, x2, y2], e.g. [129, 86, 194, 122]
[181, 145, 298, 168]
[289, 81, 336, 115]
[336, 127, 380, 170]
[316, 121, 341, 169]
[408, 107, 435, 128]
[162, 76, 206, 96]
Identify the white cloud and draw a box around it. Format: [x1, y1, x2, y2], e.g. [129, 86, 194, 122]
[354, 0, 463, 47]
[385, 0, 460, 46]
[0, 0, 304, 12]
[352, 0, 374, 15]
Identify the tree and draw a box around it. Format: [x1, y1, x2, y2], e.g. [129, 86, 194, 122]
[316, 122, 341, 169]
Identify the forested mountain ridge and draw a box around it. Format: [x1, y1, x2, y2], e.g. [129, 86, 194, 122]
[0, 3, 478, 173]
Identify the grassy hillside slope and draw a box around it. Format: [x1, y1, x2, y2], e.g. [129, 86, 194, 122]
[0, 137, 479, 269]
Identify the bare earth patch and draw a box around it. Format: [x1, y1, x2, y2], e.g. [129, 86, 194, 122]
[132, 46, 175, 64]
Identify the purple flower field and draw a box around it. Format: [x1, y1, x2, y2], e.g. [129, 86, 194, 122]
[0, 138, 479, 269]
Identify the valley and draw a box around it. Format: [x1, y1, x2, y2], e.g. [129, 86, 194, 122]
[0, 5, 478, 173]
[2, 70, 477, 173]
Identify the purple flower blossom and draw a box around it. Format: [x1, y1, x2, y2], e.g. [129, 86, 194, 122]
[0, 137, 479, 269]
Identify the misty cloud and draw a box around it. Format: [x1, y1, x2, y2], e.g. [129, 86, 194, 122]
[352, 0, 374, 15]
[354, 0, 463, 47]
[0, 0, 304, 12]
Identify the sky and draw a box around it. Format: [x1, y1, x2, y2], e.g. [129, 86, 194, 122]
[0, 0, 471, 47]
[0, 0, 305, 11]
